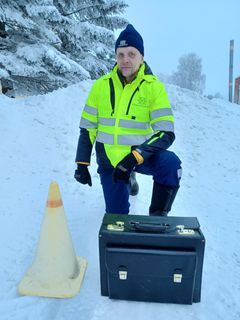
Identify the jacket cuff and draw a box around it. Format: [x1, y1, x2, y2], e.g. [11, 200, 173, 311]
[132, 150, 144, 165]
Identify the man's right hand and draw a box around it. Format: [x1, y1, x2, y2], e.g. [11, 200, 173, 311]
[74, 164, 92, 186]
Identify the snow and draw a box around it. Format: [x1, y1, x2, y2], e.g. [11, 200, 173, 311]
[0, 81, 240, 320]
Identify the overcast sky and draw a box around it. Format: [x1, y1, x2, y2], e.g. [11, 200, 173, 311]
[119, 0, 240, 99]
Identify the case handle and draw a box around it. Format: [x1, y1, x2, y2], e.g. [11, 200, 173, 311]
[129, 221, 175, 233]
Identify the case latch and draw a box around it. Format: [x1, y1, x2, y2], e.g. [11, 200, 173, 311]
[119, 266, 128, 280]
[173, 273, 183, 283]
[119, 271, 127, 280]
[176, 225, 195, 235]
[107, 221, 124, 232]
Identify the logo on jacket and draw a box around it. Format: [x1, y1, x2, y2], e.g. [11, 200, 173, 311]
[134, 96, 148, 107]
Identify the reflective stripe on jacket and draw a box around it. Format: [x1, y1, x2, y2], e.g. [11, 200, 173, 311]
[77, 62, 175, 167]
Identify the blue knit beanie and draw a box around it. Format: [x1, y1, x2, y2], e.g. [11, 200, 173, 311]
[115, 24, 144, 56]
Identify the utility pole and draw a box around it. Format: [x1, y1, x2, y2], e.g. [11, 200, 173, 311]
[229, 40, 234, 102]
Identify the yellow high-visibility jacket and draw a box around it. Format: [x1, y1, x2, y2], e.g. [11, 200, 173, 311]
[76, 62, 175, 168]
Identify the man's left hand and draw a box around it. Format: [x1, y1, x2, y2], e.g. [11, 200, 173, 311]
[112, 153, 138, 183]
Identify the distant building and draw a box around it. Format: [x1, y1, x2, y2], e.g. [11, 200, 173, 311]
[234, 77, 240, 104]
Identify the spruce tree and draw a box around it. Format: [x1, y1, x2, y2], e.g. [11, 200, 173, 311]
[0, 0, 127, 95]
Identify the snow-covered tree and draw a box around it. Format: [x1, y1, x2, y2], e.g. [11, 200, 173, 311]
[171, 53, 206, 94]
[52, 1, 128, 78]
[0, 0, 128, 95]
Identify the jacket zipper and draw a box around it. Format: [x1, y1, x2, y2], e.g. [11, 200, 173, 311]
[109, 78, 115, 116]
[126, 79, 145, 115]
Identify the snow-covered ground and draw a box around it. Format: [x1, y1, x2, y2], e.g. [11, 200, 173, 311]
[0, 81, 240, 320]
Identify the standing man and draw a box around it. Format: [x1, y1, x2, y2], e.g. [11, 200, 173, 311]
[75, 24, 182, 216]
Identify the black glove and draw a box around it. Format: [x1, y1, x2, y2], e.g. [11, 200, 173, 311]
[74, 164, 92, 186]
[112, 153, 138, 184]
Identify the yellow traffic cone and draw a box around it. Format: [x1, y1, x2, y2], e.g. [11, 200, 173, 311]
[17, 181, 87, 298]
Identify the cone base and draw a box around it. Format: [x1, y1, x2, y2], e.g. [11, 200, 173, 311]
[18, 256, 87, 298]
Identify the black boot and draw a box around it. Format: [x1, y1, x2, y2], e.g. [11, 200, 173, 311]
[149, 182, 179, 216]
[129, 171, 139, 196]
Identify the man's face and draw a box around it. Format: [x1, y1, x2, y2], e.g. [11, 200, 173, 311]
[116, 46, 144, 82]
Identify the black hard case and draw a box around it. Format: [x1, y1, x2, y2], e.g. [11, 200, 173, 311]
[99, 214, 205, 304]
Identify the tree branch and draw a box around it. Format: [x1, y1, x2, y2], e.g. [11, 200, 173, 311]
[62, 4, 103, 17]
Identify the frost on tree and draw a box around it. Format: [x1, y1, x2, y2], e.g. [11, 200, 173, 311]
[0, 0, 128, 95]
[171, 53, 206, 94]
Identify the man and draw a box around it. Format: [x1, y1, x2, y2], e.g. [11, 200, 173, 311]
[75, 24, 182, 215]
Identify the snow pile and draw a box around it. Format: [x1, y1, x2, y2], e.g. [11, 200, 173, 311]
[0, 82, 240, 320]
